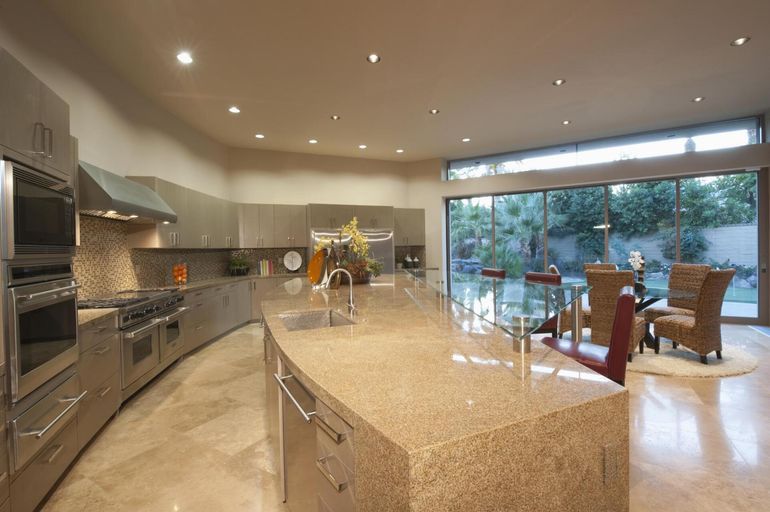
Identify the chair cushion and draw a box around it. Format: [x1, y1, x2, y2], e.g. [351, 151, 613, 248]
[644, 306, 695, 323]
[652, 314, 695, 340]
[540, 337, 609, 377]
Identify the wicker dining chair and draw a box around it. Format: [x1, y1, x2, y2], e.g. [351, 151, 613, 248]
[652, 268, 736, 364]
[644, 263, 710, 320]
[575, 263, 617, 332]
[586, 269, 646, 361]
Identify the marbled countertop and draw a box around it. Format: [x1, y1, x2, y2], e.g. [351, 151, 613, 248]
[77, 308, 118, 328]
[262, 273, 627, 453]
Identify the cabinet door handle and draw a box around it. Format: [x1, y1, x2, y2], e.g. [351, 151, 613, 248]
[93, 345, 112, 356]
[97, 386, 112, 398]
[21, 390, 88, 439]
[316, 455, 348, 492]
[44, 127, 54, 158]
[314, 415, 346, 444]
[44, 444, 65, 465]
[29, 122, 46, 155]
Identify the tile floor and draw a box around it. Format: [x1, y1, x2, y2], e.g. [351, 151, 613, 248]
[42, 323, 768, 511]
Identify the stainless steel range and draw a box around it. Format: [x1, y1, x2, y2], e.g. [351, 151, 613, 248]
[79, 289, 188, 400]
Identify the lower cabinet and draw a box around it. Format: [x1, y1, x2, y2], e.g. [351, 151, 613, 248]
[77, 372, 120, 450]
[10, 420, 79, 512]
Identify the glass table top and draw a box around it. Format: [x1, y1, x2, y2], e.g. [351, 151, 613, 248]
[407, 269, 591, 340]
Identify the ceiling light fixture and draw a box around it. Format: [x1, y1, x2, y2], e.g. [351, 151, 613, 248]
[691, 96, 705, 103]
[358, 144, 367, 149]
[254, 133, 265, 139]
[228, 106, 240, 114]
[552, 78, 566, 86]
[366, 53, 381, 64]
[461, 137, 471, 143]
[730, 36, 751, 47]
[308, 139, 318, 144]
[176, 51, 193, 64]
[162, 221, 170, 225]
[330, 115, 341, 120]
[396, 149, 404, 153]
[429, 108, 440, 115]
[561, 120, 571, 125]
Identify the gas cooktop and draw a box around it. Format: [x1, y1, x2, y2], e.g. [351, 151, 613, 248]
[78, 289, 174, 310]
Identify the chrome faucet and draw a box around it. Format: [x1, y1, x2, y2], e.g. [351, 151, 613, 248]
[326, 268, 355, 314]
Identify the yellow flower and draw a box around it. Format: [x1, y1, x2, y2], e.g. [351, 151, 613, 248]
[341, 217, 370, 258]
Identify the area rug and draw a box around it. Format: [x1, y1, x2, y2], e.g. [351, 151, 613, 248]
[626, 342, 758, 378]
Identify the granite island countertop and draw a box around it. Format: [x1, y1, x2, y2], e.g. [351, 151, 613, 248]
[262, 273, 629, 512]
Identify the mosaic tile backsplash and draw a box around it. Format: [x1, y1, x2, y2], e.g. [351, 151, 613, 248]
[75, 216, 307, 298]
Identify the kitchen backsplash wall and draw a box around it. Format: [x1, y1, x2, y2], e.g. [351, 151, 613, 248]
[75, 216, 307, 297]
[74, 216, 139, 297]
[395, 246, 426, 268]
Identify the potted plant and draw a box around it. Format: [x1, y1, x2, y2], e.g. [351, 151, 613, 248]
[338, 217, 383, 284]
[228, 255, 250, 276]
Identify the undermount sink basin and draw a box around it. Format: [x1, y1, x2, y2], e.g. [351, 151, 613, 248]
[279, 309, 355, 331]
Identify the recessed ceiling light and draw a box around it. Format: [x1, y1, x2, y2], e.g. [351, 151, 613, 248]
[691, 96, 705, 103]
[358, 144, 367, 149]
[176, 51, 193, 65]
[461, 137, 471, 143]
[730, 36, 750, 47]
[561, 120, 571, 125]
[429, 108, 440, 115]
[308, 139, 318, 144]
[162, 221, 170, 225]
[330, 115, 341, 120]
[366, 53, 381, 64]
[396, 149, 404, 153]
[254, 133, 265, 139]
[552, 78, 566, 86]
[228, 106, 240, 114]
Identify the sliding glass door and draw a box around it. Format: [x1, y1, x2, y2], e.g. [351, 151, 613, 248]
[446, 170, 763, 320]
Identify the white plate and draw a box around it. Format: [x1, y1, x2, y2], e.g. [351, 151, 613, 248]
[283, 250, 303, 271]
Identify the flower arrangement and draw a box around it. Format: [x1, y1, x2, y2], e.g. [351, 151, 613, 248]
[628, 251, 645, 271]
[339, 217, 383, 280]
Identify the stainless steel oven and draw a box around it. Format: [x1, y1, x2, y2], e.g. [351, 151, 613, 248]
[6, 261, 79, 403]
[159, 306, 189, 362]
[1, 160, 76, 260]
[121, 319, 161, 390]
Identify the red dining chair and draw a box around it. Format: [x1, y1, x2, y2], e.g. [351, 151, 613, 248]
[481, 267, 506, 279]
[525, 271, 562, 337]
[540, 286, 635, 386]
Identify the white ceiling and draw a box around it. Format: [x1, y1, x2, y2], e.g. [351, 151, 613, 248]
[43, 0, 770, 162]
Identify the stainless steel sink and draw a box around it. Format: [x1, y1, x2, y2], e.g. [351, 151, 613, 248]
[279, 309, 355, 331]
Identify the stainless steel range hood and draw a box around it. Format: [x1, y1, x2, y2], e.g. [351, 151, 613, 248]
[78, 161, 177, 223]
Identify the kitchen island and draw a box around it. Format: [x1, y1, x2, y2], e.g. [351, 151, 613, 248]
[262, 273, 628, 512]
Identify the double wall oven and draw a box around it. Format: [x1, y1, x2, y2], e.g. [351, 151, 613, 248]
[1, 157, 80, 475]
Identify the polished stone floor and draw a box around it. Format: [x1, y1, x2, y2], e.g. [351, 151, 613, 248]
[43, 323, 768, 511]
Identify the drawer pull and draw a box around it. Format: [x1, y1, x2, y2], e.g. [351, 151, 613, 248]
[44, 444, 65, 464]
[21, 390, 87, 439]
[97, 386, 112, 398]
[314, 415, 346, 444]
[195, 326, 203, 331]
[93, 345, 112, 356]
[91, 326, 108, 334]
[315, 455, 347, 492]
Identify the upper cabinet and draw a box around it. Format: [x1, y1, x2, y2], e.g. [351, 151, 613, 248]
[273, 204, 307, 248]
[307, 204, 355, 228]
[239, 204, 275, 248]
[127, 178, 238, 249]
[394, 208, 426, 246]
[353, 205, 394, 229]
[0, 49, 72, 180]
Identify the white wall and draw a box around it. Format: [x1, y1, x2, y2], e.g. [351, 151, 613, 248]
[227, 148, 409, 206]
[0, 1, 230, 198]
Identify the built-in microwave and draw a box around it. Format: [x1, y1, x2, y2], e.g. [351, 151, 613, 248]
[1, 160, 76, 260]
